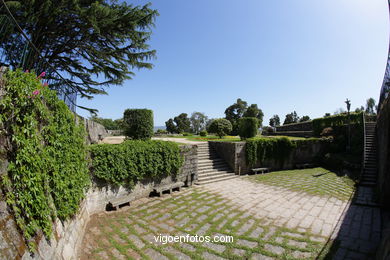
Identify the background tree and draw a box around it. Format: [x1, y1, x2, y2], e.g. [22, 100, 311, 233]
[355, 106, 365, 113]
[190, 112, 208, 134]
[299, 115, 311, 122]
[243, 104, 264, 127]
[224, 98, 247, 135]
[90, 116, 123, 130]
[174, 113, 191, 133]
[324, 113, 331, 117]
[165, 119, 177, 134]
[1, 1, 158, 99]
[365, 98, 377, 114]
[208, 119, 232, 138]
[269, 115, 280, 127]
[283, 111, 299, 125]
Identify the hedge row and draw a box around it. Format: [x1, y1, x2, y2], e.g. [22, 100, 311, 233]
[239, 117, 258, 139]
[89, 140, 184, 185]
[246, 137, 297, 166]
[312, 112, 363, 136]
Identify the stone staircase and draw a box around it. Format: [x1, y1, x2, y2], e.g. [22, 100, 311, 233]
[355, 121, 380, 206]
[360, 122, 378, 186]
[195, 143, 237, 185]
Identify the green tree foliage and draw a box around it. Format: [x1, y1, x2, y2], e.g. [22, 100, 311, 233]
[90, 116, 123, 130]
[283, 111, 299, 125]
[0, 70, 89, 250]
[269, 115, 280, 127]
[90, 140, 184, 185]
[2, 1, 158, 99]
[365, 98, 377, 115]
[224, 98, 264, 135]
[123, 109, 154, 140]
[239, 117, 258, 139]
[208, 118, 233, 138]
[299, 115, 311, 122]
[190, 112, 208, 134]
[165, 118, 177, 134]
[243, 104, 264, 127]
[174, 113, 191, 133]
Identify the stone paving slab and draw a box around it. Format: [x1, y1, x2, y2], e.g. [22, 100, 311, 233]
[79, 176, 380, 259]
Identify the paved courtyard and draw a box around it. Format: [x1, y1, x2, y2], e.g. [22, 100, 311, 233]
[79, 170, 381, 260]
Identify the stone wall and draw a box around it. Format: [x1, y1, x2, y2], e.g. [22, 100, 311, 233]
[0, 143, 197, 259]
[78, 116, 109, 144]
[209, 140, 325, 175]
[266, 131, 313, 138]
[275, 121, 313, 132]
[376, 96, 390, 209]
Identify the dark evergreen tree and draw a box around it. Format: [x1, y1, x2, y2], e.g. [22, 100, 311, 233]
[165, 119, 177, 134]
[243, 104, 264, 127]
[269, 115, 280, 127]
[174, 113, 191, 133]
[1, 0, 158, 99]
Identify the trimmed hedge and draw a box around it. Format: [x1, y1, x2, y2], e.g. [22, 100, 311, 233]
[312, 112, 363, 136]
[123, 109, 154, 140]
[239, 117, 258, 139]
[208, 118, 233, 138]
[89, 140, 184, 185]
[246, 137, 296, 166]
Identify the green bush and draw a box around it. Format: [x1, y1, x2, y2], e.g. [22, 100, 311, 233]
[312, 112, 363, 136]
[208, 118, 233, 138]
[200, 130, 208, 137]
[155, 129, 168, 135]
[0, 70, 89, 250]
[239, 117, 258, 139]
[123, 109, 154, 140]
[245, 137, 296, 166]
[182, 132, 191, 136]
[89, 140, 184, 185]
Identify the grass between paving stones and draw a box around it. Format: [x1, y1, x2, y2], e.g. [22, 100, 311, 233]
[248, 167, 356, 201]
[81, 188, 331, 259]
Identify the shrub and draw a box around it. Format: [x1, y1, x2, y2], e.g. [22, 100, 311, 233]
[182, 132, 191, 136]
[0, 70, 89, 250]
[208, 118, 233, 138]
[155, 129, 168, 135]
[123, 109, 154, 140]
[239, 117, 258, 139]
[312, 112, 363, 136]
[262, 126, 275, 135]
[200, 130, 208, 137]
[320, 127, 333, 137]
[89, 140, 184, 185]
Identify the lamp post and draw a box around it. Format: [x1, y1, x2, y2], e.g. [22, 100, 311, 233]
[345, 99, 351, 152]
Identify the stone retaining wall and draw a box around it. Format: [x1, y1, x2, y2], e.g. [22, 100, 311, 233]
[0, 143, 197, 259]
[209, 140, 325, 175]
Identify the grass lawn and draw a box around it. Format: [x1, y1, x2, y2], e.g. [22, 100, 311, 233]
[248, 167, 356, 201]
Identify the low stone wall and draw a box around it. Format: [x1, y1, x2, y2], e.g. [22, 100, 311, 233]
[267, 131, 314, 138]
[0, 144, 197, 259]
[275, 121, 313, 132]
[209, 140, 325, 175]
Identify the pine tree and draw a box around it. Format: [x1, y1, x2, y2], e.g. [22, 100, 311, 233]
[1, 0, 158, 99]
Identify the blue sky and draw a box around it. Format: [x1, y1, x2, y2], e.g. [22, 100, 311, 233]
[77, 0, 389, 126]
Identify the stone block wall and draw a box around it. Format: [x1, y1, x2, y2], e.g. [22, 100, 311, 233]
[78, 116, 109, 144]
[209, 140, 325, 175]
[0, 141, 197, 259]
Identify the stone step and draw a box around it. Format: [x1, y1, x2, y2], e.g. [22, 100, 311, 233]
[196, 174, 237, 185]
[198, 162, 228, 170]
[198, 167, 232, 174]
[198, 159, 225, 166]
[359, 181, 377, 187]
[198, 170, 235, 178]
